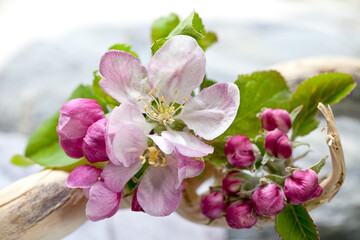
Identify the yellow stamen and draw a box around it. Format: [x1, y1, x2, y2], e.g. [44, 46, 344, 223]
[154, 88, 158, 93]
[149, 91, 154, 95]
[183, 97, 188, 101]
[174, 89, 178, 94]
[137, 98, 142, 102]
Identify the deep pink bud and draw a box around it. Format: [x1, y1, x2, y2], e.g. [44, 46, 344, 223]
[57, 98, 105, 158]
[225, 135, 255, 167]
[222, 171, 244, 196]
[131, 188, 145, 212]
[265, 130, 292, 159]
[200, 191, 226, 219]
[82, 118, 108, 163]
[261, 108, 291, 133]
[252, 184, 285, 216]
[284, 169, 323, 205]
[226, 201, 257, 229]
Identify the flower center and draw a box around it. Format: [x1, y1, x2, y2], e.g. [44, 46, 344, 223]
[139, 146, 167, 167]
[138, 88, 188, 125]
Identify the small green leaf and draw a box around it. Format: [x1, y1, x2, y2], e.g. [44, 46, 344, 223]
[261, 152, 274, 165]
[151, 13, 180, 42]
[276, 204, 319, 240]
[108, 44, 139, 58]
[222, 71, 291, 139]
[264, 174, 287, 186]
[10, 154, 34, 167]
[290, 73, 355, 139]
[151, 11, 217, 54]
[92, 71, 119, 108]
[200, 76, 217, 90]
[25, 85, 107, 167]
[310, 156, 328, 174]
[292, 141, 310, 148]
[168, 11, 205, 40]
[205, 140, 228, 166]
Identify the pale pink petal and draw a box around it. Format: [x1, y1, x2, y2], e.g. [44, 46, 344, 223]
[179, 82, 240, 140]
[86, 181, 121, 221]
[57, 98, 105, 158]
[66, 165, 102, 188]
[99, 50, 149, 106]
[148, 35, 206, 103]
[83, 188, 90, 199]
[101, 161, 142, 192]
[111, 124, 148, 167]
[148, 134, 174, 154]
[106, 104, 154, 165]
[137, 154, 182, 216]
[82, 118, 108, 163]
[161, 130, 213, 157]
[177, 153, 205, 188]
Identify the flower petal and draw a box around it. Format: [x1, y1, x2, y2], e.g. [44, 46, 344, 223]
[161, 130, 214, 157]
[57, 98, 105, 158]
[111, 124, 148, 167]
[148, 134, 174, 155]
[106, 104, 154, 165]
[179, 82, 240, 140]
[66, 165, 102, 188]
[86, 181, 121, 221]
[148, 35, 206, 103]
[177, 153, 205, 188]
[101, 161, 142, 192]
[99, 50, 149, 106]
[82, 118, 108, 163]
[137, 154, 182, 216]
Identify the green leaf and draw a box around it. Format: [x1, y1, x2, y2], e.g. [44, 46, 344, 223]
[25, 85, 107, 167]
[10, 154, 34, 167]
[276, 204, 319, 240]
[108, 44, 139, 58]
[200, 76, 217, 90]
[92, 71, 119, 108]
[205, 139, 228, 166]
[151, 13, 180, 42]
[222, 71, 291, 139]
[310, 156, 328, 174]
[151, 11, 217, 54]
[168, 11, 205, 40]
[289, 73, 355, 139]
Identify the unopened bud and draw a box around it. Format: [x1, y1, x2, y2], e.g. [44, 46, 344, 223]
[225, 135, 255, 167]
[252, 183, 285, 216]
[200, 191, 226, 219]
[261, 108, 291, 133]
[82, 118, 108, 163]
[226, 201, 257, 229]
[284, 169, 323, 205]
[265, 130, 292, 159]
[222, 171, 244, 196]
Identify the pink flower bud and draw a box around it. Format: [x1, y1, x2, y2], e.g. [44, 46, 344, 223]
[131, 188, 145, 212]
[57, 98, 105, 158]
[226, 201, 257, 229]
[225, 135, 255, 167]
[200, 191, 226, 219]
[265, 130, 292, 159]
[252, 183, 285, 216]
[222, 171, 244, 196]
[284, 169, 323, 205]
[261, 108, 291, 133]
[82, 118, 108, 163]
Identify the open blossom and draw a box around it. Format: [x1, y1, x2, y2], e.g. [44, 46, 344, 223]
[99, 35, 240, 216]
[284, 169, 323, 205]
[57, 98, 108, 163]
[66, 165, 121, 221]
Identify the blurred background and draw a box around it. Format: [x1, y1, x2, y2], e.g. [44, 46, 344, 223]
[0, 0, 359, 239]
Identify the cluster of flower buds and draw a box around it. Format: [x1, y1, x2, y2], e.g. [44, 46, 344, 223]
[200, 108, 323, 229]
